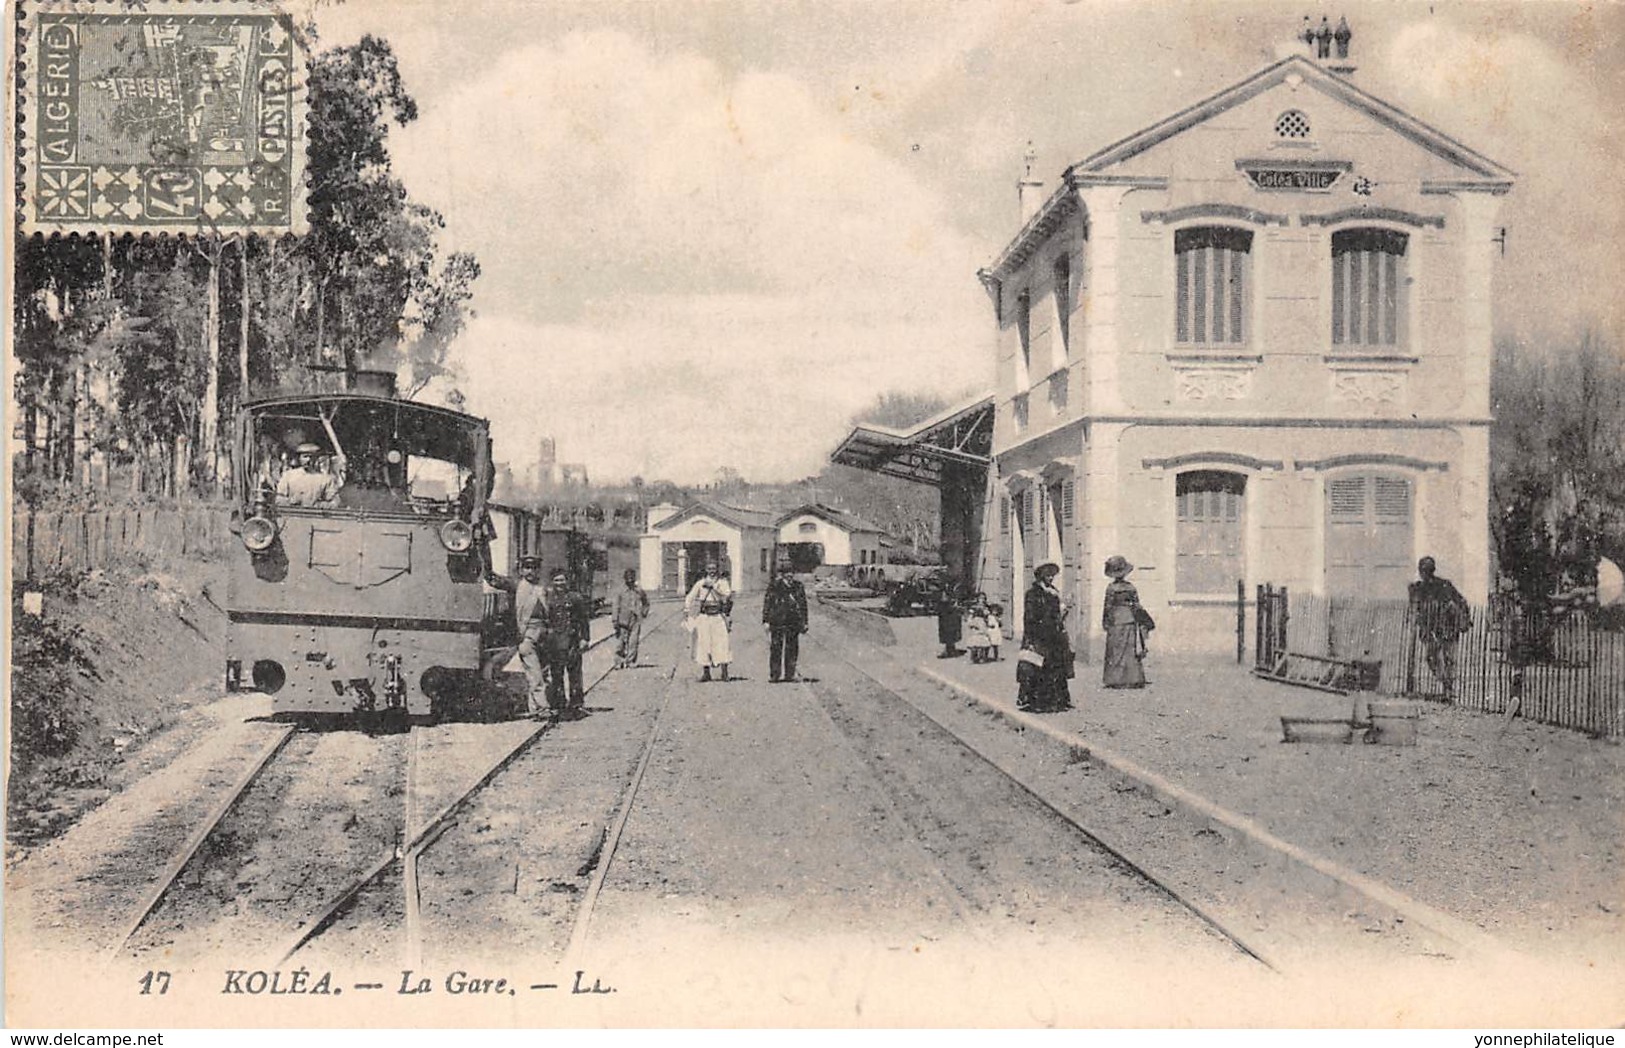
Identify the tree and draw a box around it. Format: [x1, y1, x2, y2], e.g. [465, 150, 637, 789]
[11, 34, 481, 503]
[1492, 331, 1625, 604]
[403, 249, 480, 398]
[854, 391, 952, 431]
[808, 391, 955, 547]
[117, 253, 210, 496]
[304, 36, 427, 371]
[12, 235, 107, 487]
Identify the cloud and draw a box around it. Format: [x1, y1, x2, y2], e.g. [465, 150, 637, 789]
[394, 31, 989, 316]
[1384, 21, 1625, 344]
[451, 304, 986, 485]
[382, 29, 993, 482]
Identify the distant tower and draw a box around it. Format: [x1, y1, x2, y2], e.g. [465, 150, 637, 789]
[537, 437, 558, 488]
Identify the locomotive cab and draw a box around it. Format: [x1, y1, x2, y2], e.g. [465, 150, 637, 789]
[225, 392, 494, 719]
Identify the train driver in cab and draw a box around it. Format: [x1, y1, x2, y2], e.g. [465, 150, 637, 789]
[276, 442, 340, 508]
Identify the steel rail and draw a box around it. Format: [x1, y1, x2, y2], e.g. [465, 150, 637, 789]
[559, 661, 680, 973]
[806, 631, 1280, 973]
[107, 723, 298, 964]
[398, 606, 686, 965]
[257, 606, 682, 968]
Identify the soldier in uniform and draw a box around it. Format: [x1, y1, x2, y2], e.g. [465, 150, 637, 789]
[486, 555, 550, 717]
[684, 561, 733, 681]
[612, 568, 650, 669]
[275, 442, 339, 507]
[762, 564, 809, 683]
[540, 567, 593, 717]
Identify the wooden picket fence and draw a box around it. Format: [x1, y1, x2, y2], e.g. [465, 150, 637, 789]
[1276, 590, 1625, 737]
[11, 502, 230, 580]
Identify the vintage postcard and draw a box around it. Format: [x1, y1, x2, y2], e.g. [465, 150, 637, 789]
[6, 0, 1623, 1031]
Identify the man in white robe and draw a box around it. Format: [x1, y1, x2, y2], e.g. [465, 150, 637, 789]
[684, 561, 733, 681]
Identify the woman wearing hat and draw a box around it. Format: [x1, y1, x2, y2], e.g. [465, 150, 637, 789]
[1018, 562, 1073, 712]
[1102, 555, 1149, 688]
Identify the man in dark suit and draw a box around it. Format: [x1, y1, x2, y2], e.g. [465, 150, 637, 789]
[540, 567, 593, 717]
[762, 564, 809, 683]
[1409, 556, 1471, 697]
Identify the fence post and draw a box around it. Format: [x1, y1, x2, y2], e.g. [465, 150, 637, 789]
[1236, 578, 1245, 664]
[1278, 586, 1289, 661]
[25, 503, 36, 583]
[1403, 603, 1417, 696]
[1256, 584, 1266, 667]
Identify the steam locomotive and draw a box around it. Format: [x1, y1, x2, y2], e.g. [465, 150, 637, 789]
[222, 373, 603, 720]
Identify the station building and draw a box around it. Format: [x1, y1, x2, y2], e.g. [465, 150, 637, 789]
[838, 38, 1512, 660]
[775, 504, 888, 576]
[638, 500, 778, 596]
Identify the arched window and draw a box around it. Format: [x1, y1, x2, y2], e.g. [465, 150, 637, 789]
[1176, 470, 1246, 594]
[1175, 227, 1252, 346]
[1332, 228, 1407, 348]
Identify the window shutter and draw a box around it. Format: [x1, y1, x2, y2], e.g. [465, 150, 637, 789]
[1328, 476, 1366, 519]
[1062, 480, 1075, 524]
[1332, 230, 1407, 348]
[1053, 255, 1072, 360]
[1176, 250, 1190, 342]
[1374, 476, 1410, 518]
[1193, 244, 1208, 342]
[1000, 495, 1010, 533]
[1175, 227, 1252, 346]
[1175, 471, 1247, 594]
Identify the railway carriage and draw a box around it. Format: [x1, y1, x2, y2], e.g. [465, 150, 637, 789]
[487, 504, 608, 608]
[224, 381, 496, 718]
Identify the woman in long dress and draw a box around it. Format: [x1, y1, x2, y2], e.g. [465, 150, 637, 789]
[936, 588, 963, 658]
[1018, 563, 1073, 712]
[1101, 555, 1147, 688]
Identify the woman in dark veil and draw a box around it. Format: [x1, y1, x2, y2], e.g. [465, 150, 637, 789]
[1018, 562, 1073, 712]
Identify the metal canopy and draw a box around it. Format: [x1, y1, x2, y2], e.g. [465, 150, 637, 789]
[830, 394, 994, 487]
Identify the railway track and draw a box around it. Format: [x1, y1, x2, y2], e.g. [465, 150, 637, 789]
[540, 618, 1271, 980]
[111, 599, 1399, 983]
[800, 629, 1279, 972]
[109, 607, 682, 970]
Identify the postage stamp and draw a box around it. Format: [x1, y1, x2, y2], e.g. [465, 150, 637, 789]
[18, 0, 309, 235]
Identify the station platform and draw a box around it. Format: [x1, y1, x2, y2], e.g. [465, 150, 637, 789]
[852, 606, 1625, 970]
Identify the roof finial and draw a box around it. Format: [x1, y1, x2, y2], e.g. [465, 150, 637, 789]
[1017, 141, 1045, 223]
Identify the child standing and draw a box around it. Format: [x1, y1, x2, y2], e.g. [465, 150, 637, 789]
[963, 596, 992, 663]
[985, 603, 1004, 662]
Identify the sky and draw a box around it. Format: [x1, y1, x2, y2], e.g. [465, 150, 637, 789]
[308, 0, 1625, 485]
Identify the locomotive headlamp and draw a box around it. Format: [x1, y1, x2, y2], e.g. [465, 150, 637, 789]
[439, 518, 474, 552]
[242, 515, 278, 552]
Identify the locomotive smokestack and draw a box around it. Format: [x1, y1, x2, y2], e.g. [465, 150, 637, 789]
[349, 369, 398, 398]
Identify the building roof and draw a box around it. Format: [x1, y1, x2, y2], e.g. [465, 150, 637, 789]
[777, 503, 887, 535]
[652, 499, 779, 533]
[982, 53, 1516, 281]
[1074, 54, 1512, 180]
[830, 393, 994, 486]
